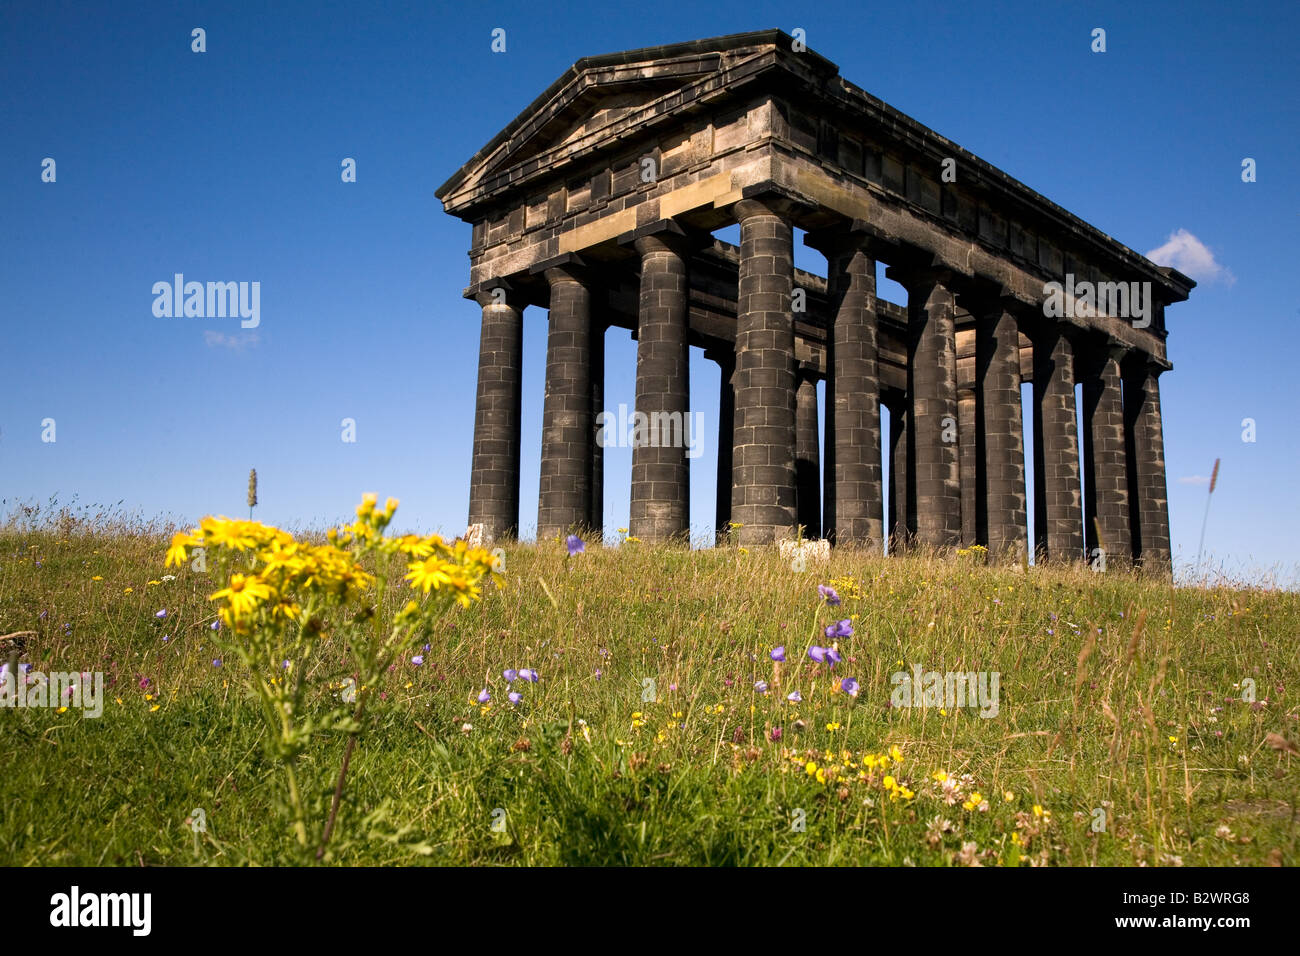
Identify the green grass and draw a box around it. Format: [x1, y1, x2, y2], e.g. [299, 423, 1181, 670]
[2, 515, 1297, 866]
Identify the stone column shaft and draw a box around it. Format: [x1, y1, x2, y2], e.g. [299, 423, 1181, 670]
[590, 315, 605, 534]
[977, 306, 1028, 560]
[714, 350, 735, 542]
[537, 268, 593, 539]
[959, 389, 977, 546]
[887, 395, 910, 551]
[1032, 327, 1084, 561]
[902, 271, 961, 549]
[819, 238, 883, 549]
[468, 290, 524, 541]
[731, 198, 796, 545]
[1082, 344, 1132, 564]
[795, 372, 821, 538]
[630, 233, 691, 542]
[1125, 365, 1172, 571]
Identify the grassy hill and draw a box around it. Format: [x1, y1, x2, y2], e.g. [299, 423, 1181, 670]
[2, 511, 1297, 866]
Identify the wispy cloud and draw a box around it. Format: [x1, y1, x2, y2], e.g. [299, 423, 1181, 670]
[1145, 229, 1234, 284]
[203, 330, 260, 350]
[1178, 475, 1210, 485]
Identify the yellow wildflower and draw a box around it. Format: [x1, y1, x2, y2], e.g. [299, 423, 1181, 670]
[197, 516, 258, 551]
[395, 534, 439, 558]
[405, 556, 455, 593]
[269, 599, 302, 622]
[164, 531, 197, 567]
[209, 573, 274, 620]
[258, 541, 304, 578]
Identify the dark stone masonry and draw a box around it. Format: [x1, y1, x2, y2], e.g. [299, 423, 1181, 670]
[439, 30, 1191, 569]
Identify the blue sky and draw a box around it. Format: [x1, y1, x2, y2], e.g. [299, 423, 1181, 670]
[2, 0, 1296, 583]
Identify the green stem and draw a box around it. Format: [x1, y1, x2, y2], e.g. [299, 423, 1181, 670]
[318, 689, 368, 860]
[316, 570, 388, 860]
[283, 761, 310, 850]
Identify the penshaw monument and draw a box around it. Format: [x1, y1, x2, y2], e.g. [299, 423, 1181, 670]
[438, 30, 1193, 568]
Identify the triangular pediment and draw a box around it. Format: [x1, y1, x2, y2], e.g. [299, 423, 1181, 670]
[503, 82, 697, 172]
[437, 30, 835, 216]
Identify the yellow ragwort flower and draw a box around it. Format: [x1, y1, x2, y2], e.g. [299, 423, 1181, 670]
[198, 516, 258, 551]
[395, 534, 440, 559]
[356, 493, 378, 518]
[209, 573, 274, 621]
[165, 530, 199, 567]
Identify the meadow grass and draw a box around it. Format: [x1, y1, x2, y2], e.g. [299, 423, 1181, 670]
[2, 513, 1297, 866]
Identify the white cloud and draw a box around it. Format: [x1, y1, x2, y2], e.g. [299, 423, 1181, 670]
[1177, 475, 1210, 485]
[1145, 229, 1234, 284]
[203, 330, 260, 350]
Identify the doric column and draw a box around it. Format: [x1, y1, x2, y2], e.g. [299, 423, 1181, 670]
[809, 228, 883, 549]
[958, 388, 977, 546]
[795, 370, 821, 538]
[891, 266, 961, 550]
[1081, 340, 1132, 565]
[711, 347, 735, 542]
[467, 285, 525, 541]
[536, 262, 593, 540]
[629, 227, 691, 542]
[887, 396, 911, 552]
[1032, 325, 1084, 562]
[1124, 359, 1172, 572]
[590, 312, 605, 535]
[975, 303, 1027, 560]
[731, 197, 797, 545]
